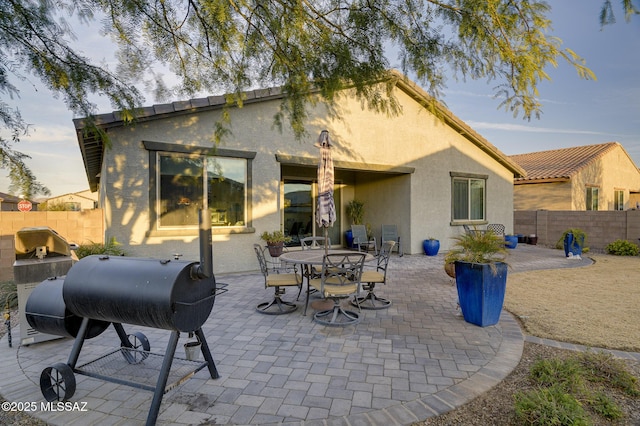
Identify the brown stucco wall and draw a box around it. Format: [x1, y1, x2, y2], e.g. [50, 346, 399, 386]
[514, 182, 572, 210]
[514, 210, 640, 252]
[0, 209, 103, 281]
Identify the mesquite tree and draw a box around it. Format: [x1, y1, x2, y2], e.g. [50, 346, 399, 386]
[1, 0, 637, 197]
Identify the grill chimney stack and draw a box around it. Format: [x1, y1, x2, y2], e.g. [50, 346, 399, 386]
[194, 209, 213, 279]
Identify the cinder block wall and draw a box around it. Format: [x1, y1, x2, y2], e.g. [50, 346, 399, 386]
[0, 209, 103, 281]
[514, 210, 640, 251]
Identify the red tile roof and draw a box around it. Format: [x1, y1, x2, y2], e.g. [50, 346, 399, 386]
[509, 142, 620, 182]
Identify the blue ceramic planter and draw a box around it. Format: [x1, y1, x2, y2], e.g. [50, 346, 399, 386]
[345, 229, 353, 248]
[563, 232, 583, 257]
[454, 261, 508, 327]
[504, 235, 518, 249]
[423, 239, 440, 256]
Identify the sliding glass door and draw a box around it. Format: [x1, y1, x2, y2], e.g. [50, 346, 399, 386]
[283, 180, 341, 247]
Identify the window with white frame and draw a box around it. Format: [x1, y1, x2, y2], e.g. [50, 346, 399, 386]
[614, 189, 624, 211]
[586, 187, 599, 211]
[144, 141, 254, 232]
[451, 172, 487, 222]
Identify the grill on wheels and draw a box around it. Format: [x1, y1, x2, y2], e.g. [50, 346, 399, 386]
[26, 210, 225, 426]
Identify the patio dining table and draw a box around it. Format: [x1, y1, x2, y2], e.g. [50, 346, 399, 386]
[279, 249, 374, 315]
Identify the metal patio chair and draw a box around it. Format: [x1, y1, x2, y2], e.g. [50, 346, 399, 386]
[351, 224, 377, 256]
[309, 252, 366, 326]
[352, 240, 395, 309]
[254, 244, 302, 315]
[486, 223, 505, 237]
[381, 224, 403, 256]
[300, 236, 331, 250]
[300, 236, 332, 287]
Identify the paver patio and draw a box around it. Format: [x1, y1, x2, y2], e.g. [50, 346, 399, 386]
[0, 245, 590, 425]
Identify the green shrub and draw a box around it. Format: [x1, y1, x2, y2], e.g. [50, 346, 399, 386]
[516, 350, 639, 425]
[515, 384, 589, 426]
[555, 228, 589, 253]
[529, 357, 585, 393]
[578, 351, 639, 396]
[604, 239, 639, 256]
[589, 392, 623, 420]
[75, 236, 126, 258]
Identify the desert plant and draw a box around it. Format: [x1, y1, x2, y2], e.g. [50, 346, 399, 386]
[444, 228, 509, 273]
[259, 230, 291, 244]
[604, 239, 639, 256]
[556, 228, 588, 252]
[346, 199, 365, 225]
[75, 236, 126, 258]
[578, 351, 639, 396]
[515, 350, 639, 425]
[515, 384, 589, 426]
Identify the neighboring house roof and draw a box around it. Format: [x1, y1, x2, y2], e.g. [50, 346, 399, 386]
[47, 191, 97, 203]
[510, 142, 623, 183]
[74, 70, 525, 191]
[0, 192, 40, 210]
[0, 192, 40, 203]
[0, 192, 21, 203]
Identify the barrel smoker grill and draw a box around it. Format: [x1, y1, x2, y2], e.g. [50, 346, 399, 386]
[26, 211, 225, 426]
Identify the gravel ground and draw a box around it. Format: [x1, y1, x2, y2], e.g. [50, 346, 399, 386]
[1, 310, 48, 425]
[416, 341, 640, 426]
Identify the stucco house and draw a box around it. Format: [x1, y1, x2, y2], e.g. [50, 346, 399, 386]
[0, 192, 40, 211]
[510, 142, 640, 211]
[73, 72, 525, 274]
[44, 190, 98, 211]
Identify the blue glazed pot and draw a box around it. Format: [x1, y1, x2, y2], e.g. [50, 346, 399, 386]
[423, 239, 440, 256]
[454, 261, 508, 327]
[563, 232, 583, 257]
[345, 229, 354, 248]
[504, 235, 518, 249]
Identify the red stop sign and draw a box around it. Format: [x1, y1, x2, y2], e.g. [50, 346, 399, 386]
[17, 200, 32, 212]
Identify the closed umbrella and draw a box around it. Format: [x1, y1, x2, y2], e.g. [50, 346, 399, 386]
[316, 130, 336, 254]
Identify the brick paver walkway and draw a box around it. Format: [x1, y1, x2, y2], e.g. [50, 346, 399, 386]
[2, 244, 630, 426]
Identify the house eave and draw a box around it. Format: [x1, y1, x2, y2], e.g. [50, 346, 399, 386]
[275, 154, 415, 174]
[514, 177, 571, 185]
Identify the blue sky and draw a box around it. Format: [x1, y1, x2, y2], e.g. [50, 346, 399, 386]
[1, 0, 639, 198]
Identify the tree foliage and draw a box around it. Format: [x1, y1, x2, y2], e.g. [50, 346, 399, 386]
[1, 0, 638, 197]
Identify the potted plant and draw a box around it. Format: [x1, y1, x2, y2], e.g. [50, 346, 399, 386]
[423, 237, 440, 256]
[504, 234, 518, 249]
[260, 230, 291, 257]
[557, 228, 587, 257]
[444, 229, 509, 327]
[345, 199, 365, 248]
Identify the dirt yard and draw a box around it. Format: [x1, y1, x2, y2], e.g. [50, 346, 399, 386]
[505, 254, 640, 352]
[418, 253, 640, 426]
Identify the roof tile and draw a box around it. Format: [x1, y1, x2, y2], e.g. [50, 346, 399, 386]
[510, 142, 619, 181]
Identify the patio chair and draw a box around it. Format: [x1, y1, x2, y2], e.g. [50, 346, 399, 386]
[463, 224, 486, 236]
[254, 244, 302, 315]
[300, 236, 331, 250]
[381, 224, 403, 256]
[300, 236, 332, 283]
[352, 240, 395, 309]
[351, 224, 377, 256]
[486, 223, 505, 237]
[309, 252, 367, 326]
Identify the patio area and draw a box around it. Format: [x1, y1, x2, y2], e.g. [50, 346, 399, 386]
[0, 245, 588, 425]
